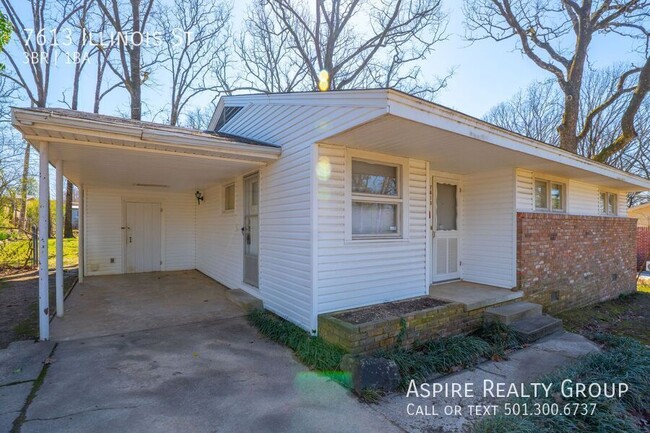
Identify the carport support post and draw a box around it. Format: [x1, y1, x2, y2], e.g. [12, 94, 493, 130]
[55, 160, 64, 317]
[79, 186, 84, 284]
[38, 142, 50, 341]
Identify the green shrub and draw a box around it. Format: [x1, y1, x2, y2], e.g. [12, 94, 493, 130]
[473, 321, 522, 358]
[378, 335, 492, 389]
[470, 336, 650, 433]
[248, 309, 346, 372]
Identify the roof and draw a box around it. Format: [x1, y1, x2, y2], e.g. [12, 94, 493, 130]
[629, 202, 650, 212]
[213, 88, 650, 191]
[19, 107, 279, 149]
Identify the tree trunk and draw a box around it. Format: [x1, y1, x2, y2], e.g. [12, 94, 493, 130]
[18, 143, 30, 230]
[130, 0, 142, 121]
[64, 181, 73, 238]
[557, 86, 580, 153]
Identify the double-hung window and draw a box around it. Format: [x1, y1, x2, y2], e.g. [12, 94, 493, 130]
[600, 192, 618, 215]
[351, 159, 402, 239]
[534, 179, 565, 212]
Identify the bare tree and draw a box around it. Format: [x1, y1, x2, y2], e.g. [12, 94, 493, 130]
[485, 67, 650, 183]
[156, 0, 232, 126]
[464, 0, 650, 161]
[0, 0, 82, 233]
[181, 105, 216, 130]
[484, 79, 562, 146]
[242, 0, 448, 97]
[58, 0, 94, 238]
[96, 0, 156, 120]
[235, 0, 310, 93]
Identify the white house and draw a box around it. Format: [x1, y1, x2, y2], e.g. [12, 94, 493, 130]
[11, 89, 650, 340]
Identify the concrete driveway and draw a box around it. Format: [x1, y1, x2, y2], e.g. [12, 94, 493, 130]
[51, 271, 246, 341]
[19, 271, 400, 433]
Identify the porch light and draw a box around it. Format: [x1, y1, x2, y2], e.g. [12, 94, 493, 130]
[195, 190, 204, 205]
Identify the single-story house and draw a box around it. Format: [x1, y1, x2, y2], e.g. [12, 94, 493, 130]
[11, 89, 650, 340]
[628, 202, 650, 227]
[628, 202, 650, 270]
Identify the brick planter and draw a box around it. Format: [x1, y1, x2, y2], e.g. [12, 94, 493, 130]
[319, 299, 517, 355]
[517, 212, 636, 314]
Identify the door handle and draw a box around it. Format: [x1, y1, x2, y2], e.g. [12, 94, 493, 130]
[129, 236, 132, 243]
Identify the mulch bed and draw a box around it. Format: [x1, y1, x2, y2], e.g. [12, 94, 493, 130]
[333, 297, 448, 325]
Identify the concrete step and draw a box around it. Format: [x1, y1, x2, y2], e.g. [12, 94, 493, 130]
[510, 315, 563, 343]
[225, 289, 263, 312]
[484, 302, 542, 325]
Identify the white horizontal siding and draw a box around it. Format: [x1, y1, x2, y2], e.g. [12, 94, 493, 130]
[568, 180, 599, 215]
[195, 181, 244, 290]
[461, 169, 516, 288]
[516, 168, 629, 217]
[515, 169, 534, 211]
[316, 144, 427, 313]
[221, 103, 385, 332]
[84, 188, 196, 276]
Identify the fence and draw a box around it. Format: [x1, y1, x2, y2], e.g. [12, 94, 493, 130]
[637, 227, 650, 271]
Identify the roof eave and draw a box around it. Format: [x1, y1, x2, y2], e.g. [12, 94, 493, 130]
[12, 108, 281, 163]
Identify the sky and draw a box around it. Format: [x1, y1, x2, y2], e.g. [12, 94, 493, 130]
[1, 1, 644, 121]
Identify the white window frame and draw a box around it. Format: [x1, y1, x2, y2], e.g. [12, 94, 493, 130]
[534, 178, 566, 213]
[345, 150, 409, 242]
[223, 182, 235, 213]
[599, 191, 618, 216]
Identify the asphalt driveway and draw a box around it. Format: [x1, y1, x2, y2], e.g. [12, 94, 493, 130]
[20, 316, 401, 433]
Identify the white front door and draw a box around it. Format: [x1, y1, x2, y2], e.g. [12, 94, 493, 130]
[432, 179, 460, 282]
[243, 173, 259, 287]
[125, 202, 162, 273]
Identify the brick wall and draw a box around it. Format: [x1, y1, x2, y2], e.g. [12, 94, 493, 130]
[517, 212, 636, 314]
[637, 227, 650, 270]
[319, 300, 517, 354]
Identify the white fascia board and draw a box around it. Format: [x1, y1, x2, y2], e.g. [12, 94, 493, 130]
[13, 108, 281, 162]
[219, 90, 391, 108]
[208, 97, 226, 131]
[386, 91, 650, 191]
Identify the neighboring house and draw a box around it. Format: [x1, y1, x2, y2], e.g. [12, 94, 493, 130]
[11, 89, 650, 339]
[628, 202, 650, 227]
[628, 203, 650, 270]
[71, 202, 79, 229]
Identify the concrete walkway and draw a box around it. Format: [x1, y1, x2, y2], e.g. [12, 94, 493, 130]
[371, 332, 600, 433]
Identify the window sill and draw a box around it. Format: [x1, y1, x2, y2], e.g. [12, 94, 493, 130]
[346, 237, 409, 244]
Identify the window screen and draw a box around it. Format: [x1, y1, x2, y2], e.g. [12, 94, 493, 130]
[436, 183, 457, 230]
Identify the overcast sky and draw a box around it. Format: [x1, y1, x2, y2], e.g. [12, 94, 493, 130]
[3, 1, 642, 120]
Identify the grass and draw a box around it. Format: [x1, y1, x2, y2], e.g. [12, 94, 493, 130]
[557, 285, 650, 345]
[248, 309, 347, 372]
[0, 238, 78, 271]
[470, 335, 650, 433]
[377, 323, 522, 390]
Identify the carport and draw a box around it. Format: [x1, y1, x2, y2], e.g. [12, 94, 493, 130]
[11, 107, 281, 341]
[51, 271, 247, 341]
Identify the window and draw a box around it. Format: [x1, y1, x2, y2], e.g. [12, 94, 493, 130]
[600, 192, 618, 215]
[351, 159, 402, 238]
[534, 178, 565, 212]
[223, 183, 235, 211]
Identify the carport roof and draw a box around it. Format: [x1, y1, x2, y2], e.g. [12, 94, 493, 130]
[11, 107, 281, 192]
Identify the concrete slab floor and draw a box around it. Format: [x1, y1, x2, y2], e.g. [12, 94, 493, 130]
[51, 271, 246, 341]
[21, 317, 402, 433]
[429, 281, 523, 311]
[371, 332, 600, 433]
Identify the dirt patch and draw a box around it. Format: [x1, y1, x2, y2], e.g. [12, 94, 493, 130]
[0, 267, 78, 348]
[557, 289, 650, 345]
[333, 297, 448, 325]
